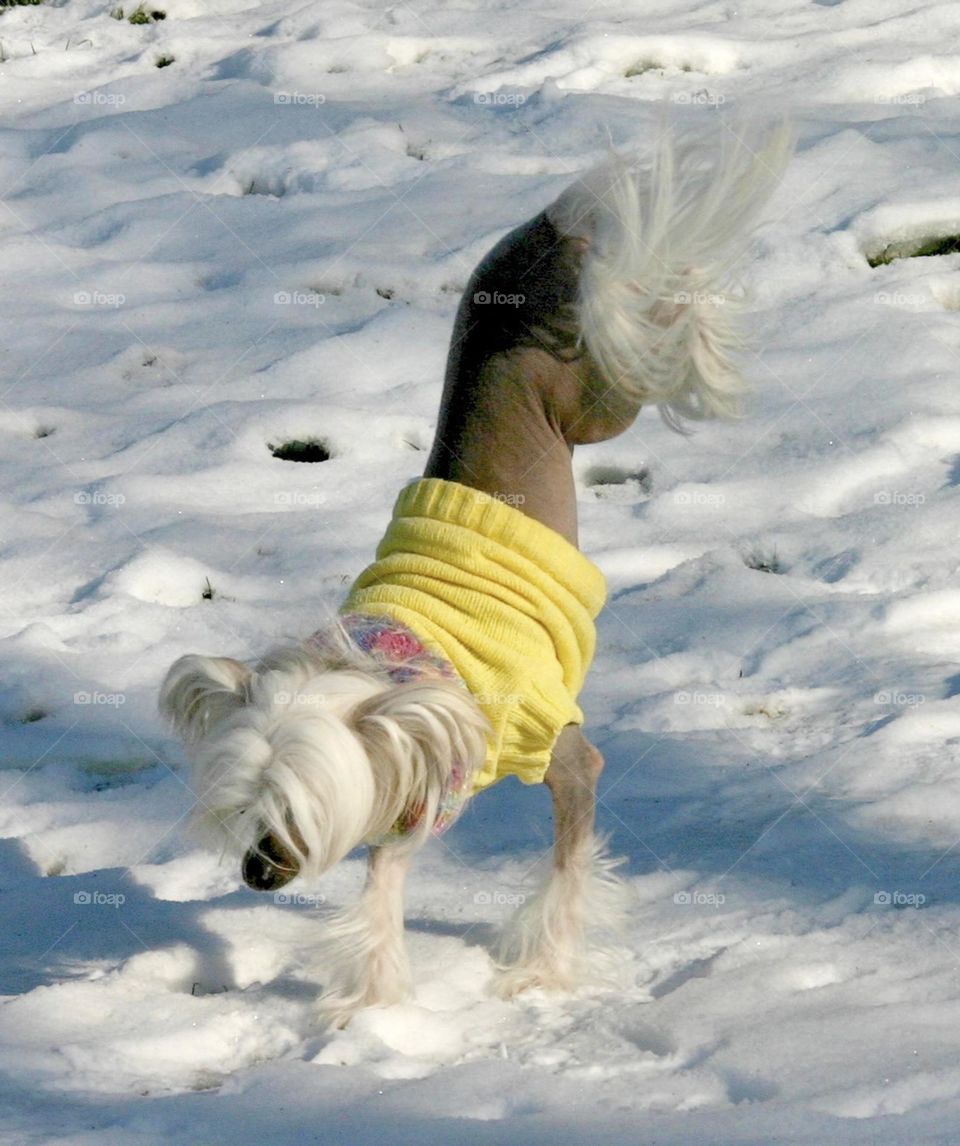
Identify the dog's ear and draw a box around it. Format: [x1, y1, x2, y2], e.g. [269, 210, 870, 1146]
[351, 680, 488, 824]
[159, 654, 252, 743]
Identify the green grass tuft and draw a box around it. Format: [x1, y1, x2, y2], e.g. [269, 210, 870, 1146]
[116, 4, 167, 22]
[269, 438, 332, 463]
[743, 545, 784, 575]
[867, 233, 960, 267]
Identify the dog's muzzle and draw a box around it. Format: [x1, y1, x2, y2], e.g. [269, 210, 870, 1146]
[242, 832, 301, 891]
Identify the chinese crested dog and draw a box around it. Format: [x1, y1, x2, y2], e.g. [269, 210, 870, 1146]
[161, 124, 789, 1026]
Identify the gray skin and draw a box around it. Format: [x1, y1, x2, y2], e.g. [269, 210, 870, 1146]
[243, 211, 642, 890]
[424, 209, 643, 871]
[425, 211, 642, 546]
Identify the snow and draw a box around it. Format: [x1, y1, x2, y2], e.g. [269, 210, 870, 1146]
[3, 0, 960, 1141]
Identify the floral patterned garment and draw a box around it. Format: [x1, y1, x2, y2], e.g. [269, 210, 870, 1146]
[308, 613, 476, 840]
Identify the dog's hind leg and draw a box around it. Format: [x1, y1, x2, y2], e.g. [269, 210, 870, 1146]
[494, 725, 627, 996]
[317, 843, 414, 1027]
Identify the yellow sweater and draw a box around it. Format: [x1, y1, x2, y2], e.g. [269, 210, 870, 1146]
[342, 478, 607, 791]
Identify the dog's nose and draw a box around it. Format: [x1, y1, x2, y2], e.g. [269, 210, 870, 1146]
[242, 833, 300, 891]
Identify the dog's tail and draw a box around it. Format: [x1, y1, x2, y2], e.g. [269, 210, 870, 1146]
[546, 122, 791, 428]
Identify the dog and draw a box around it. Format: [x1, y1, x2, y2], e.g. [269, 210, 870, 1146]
[160, 123, 789, 1026]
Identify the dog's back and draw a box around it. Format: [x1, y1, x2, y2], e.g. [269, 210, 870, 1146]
[425, 124, 791, 544]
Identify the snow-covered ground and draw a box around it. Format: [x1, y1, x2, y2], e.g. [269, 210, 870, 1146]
[3, 0, 960, 1140]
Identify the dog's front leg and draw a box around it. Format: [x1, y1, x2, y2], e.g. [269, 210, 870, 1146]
[317, 843, 414, 1027]
[495, 725, 626, 996]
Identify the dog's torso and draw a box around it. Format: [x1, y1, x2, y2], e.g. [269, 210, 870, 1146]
[341, 477, 607, 793]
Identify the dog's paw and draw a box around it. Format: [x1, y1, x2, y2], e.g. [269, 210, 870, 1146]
[317, 994, 363, 1030]
[492, 959, 578, 999]
[317, 978, 413, 1029]
[493, 937, 632, 999]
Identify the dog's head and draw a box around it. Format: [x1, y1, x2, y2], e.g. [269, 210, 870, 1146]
[159, 634, 488, 890]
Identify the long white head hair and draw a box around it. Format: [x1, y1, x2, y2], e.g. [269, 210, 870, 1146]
[159, 622, 488, 878]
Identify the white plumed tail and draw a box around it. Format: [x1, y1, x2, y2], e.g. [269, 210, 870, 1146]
[547, 122, 792, 428]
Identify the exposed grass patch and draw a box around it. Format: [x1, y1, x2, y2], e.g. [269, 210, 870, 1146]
[112, 5, 166, 20]
[743, 545, 784, 574]
[585, 463, 652, 494]
[867, 233, 960, 267]
[200, 577, 236, 603]
[625, 59, 692, 78]
[625, 60, 659, 78]
[243, 178, 287, 197]
[269, 438, 331, 463]
[155, 53, 175, 68]
[742, 698, 789, 720]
